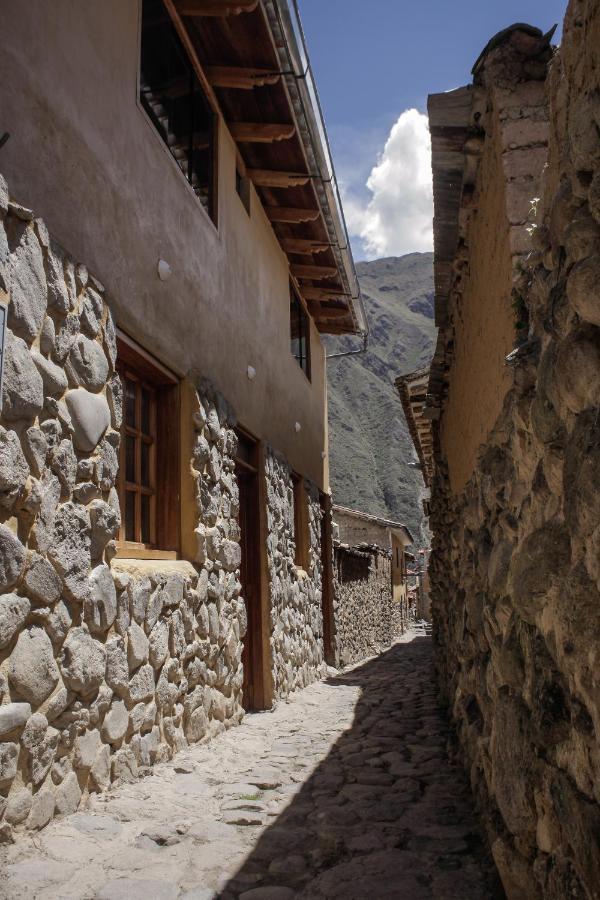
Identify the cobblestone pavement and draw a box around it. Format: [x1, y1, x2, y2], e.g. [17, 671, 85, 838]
[0, 633, 503, 899]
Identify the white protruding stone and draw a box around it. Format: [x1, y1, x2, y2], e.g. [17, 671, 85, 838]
[157, 259, 172, 281]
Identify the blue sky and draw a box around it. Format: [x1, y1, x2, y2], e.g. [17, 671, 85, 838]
[297, 0, 567, 259]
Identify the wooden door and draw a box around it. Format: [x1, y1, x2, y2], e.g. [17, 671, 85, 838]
[235, 430, 264, 711]
[320, 492, 336, 665]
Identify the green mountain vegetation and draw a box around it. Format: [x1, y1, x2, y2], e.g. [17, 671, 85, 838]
[326, 252, 436, 543]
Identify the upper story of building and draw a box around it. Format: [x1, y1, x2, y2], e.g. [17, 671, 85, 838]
[424, 24, 555, 494]
[0, 0, 367, 490]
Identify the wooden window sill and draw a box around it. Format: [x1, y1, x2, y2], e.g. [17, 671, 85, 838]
[114, 544, 178, 561]
[111, 556, 198, 580]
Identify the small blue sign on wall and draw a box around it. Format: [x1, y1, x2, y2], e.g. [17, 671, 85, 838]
[0, 304, 6, 413]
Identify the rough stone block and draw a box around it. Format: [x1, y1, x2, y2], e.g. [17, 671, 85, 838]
[65, 388, 110, 453]
[23, 553, 62, 606]
[26, 789, 55, 830]
[127, 622, 149, 670]
[8, 627, 60, 706]
[5, 788, 32, 825]
[60, 627, 106, 696]
[8, 226, 47, 343]
[2, 330, 44, 421]
[0, 702, 31, 738]
[0, 593, 31, 649]
[0, 742, 19, 787]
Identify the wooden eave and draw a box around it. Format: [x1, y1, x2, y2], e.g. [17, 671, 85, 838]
[395, 368, 435, 487]
[167, 0, 357, 335]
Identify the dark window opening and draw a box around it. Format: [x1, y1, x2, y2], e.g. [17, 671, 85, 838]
[292, 474, 310, 570]
[236, 166, 250, 215]
[290, 284, 311, 379]
[338, 552, 370, 584]
[140, 0, 217, 222]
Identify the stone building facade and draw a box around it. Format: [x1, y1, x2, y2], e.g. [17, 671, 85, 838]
[0, 0, 366, 839]
[332, 506, 412, 666]
[415, 6, 600, 898]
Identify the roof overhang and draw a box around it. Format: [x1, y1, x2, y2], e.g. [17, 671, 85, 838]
[395, 367, 435, 487]
[165, 0, 367, 337]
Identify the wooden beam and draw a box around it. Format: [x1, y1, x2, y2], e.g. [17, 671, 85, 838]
[206, 66, 280, 90]
[265, 206, 320, 224]
[318, 322, 354, 335]
[309, 304, 349, 319]
[301, 286, 349, 301]
[247, 169, 310, 188]
[229, 122, 295, 143]
[280, 238, 330, 255]
[290, 264, 338, 280]
[176, 0, 258, 15]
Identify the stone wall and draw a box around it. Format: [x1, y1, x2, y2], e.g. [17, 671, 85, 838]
[0, 173, 247, 840]
[429, 6, 600, 898]
[265, 450, 326, 700]
[333, 544, 406, 667]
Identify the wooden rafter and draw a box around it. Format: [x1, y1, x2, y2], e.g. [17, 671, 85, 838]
[280, 238, 330, 255]
[301, 286, 349, 301]
[229, 122, 296, 143]
[247, 169, 310, 188]
[290, 264, 338, 280]
[265, 206, 320, 224]
[318, 322, 353, 334]
[206, 66, 280, 90]
[176, 0, 258, 15]
[162, 0, 221, 115]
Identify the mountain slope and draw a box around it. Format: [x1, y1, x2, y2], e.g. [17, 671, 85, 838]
[326, 252, 436, 542]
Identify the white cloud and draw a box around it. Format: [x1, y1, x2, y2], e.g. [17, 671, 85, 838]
[342, 109, 433, 260]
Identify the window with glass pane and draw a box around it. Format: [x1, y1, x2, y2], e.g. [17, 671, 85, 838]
[290, 285, 311, 379]
[119, 371, 157, 545]
[140, 0, 217, 222]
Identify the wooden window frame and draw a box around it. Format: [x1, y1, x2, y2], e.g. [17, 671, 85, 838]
[116, 331, 180, 559]
[292, 473, 310, 571]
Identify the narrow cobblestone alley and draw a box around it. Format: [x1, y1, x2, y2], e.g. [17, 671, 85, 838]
[0, 634, 502, 900]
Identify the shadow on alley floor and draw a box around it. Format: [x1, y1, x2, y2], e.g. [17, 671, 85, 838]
[219, 637, 504, 899]
[0, 635, 504, 900]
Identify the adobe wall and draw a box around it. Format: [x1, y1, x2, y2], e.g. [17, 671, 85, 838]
[334, 510, 392, 550]
[429, 5, 600, 897]
[440, 110, 515, 493]
[0, 0, 328, 489]
[0, 175, 326, 840]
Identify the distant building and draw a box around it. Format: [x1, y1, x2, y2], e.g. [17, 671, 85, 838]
[332, 505, 413, 665]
